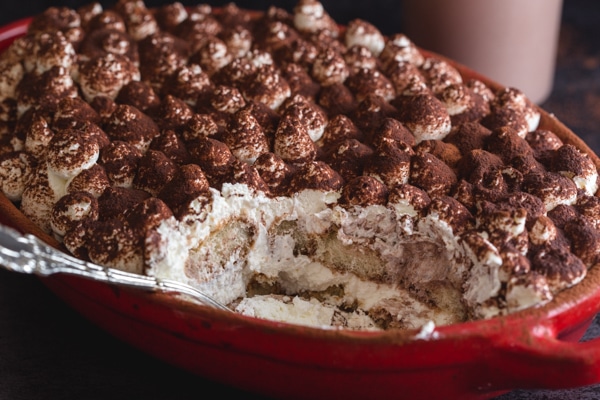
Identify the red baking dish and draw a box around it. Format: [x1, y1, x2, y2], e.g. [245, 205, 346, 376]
[3, 16, 600, 400]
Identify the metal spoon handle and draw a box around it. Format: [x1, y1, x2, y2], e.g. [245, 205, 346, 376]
[0, 224, 231, 312]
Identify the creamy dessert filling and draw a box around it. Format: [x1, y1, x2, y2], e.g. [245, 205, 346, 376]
[144, 184, 471, 329]
[0, 0, 599, 330]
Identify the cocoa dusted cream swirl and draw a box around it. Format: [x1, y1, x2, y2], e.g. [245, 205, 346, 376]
[0, 0, 599, 330]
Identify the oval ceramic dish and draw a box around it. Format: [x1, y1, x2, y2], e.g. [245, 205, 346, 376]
[2, 16, 600, 400]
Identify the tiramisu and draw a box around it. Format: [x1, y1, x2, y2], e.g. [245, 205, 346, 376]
[0, 0, 598, 330]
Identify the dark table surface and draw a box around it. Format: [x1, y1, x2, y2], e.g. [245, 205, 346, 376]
[2, 1, 600, 399]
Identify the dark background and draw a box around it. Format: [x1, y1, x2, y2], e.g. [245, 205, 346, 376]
[2, 1, 600, 399]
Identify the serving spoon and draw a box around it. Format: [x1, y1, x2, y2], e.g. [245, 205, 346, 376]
[0, 224, 232, 312]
